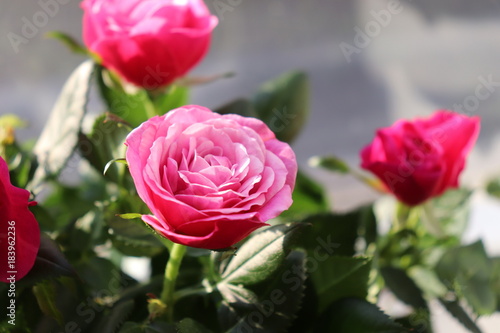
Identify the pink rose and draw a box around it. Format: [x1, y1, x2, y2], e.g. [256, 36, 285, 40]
[125, 105, 297, 249]
[360, 110, 480, 206]
[81, 0, 218, 89]
[0, 157, 40, 282]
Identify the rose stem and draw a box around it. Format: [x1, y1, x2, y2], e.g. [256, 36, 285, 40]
[160, 242, 187, 322]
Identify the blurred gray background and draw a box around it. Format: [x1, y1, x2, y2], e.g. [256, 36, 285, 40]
[2, 1, 500, 331]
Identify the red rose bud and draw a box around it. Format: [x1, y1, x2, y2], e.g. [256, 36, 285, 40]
[81, 0, 218, 89]
[0, 157, 40, 282]
[360, 110, 480, 206]
[125, 105, 297, 249]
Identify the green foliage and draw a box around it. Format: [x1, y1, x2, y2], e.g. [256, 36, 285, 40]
[300, 207, 376, 256]
[253, 71, 309, 143]
[212, 225, 307, 332]
[492, 258, 500, 312]
[421, 188, 472, 238]
[33, 280, 64, 327]
[78, 113, 129, 183]
[280, 170, 330, 219]
[151, 85, 190, 114]
[309, 155, 350, 174]
[380, 267, 428, 311]
[96, 66, 156, 127]
[28, 60, 95, 193]
[220, 251, 307, 333]
[96, 67, 190, 128]
[312, 256, 372, 314]
[436, 241, 497, 315]
[215, 99, 258, 118]
[438, 298, 483, 333]
[220, 224, 304, 286]
[486, 177, 500, 198]
[314, 298, 408, 333]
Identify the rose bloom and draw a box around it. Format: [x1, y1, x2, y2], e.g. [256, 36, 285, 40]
[0, 157, 40, 282]
[360, 110, 480, 206]
[125, 105, 297, 249]
[81, 0, 218, 89]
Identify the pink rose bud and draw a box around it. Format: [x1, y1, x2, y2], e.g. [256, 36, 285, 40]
[0, 156, 40, 282]
[360, 110, 480, 206]
[81, 0, 218, 89]
[125, 105, 297, 249]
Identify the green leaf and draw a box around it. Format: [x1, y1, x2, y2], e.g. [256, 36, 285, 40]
[408, 266, 448, 299]
[220, 223, 304, 286]
[486, 178, 500, 199]
[314, 298, 408, 333]
[221, 251, 307, 333]
[218, 283, 259, 311]
[309, 155, 350, 174]
[312, 256, 372, 313]
[96, 66, 156, 127]
[300, 209, 373, 257]
[107, 210, 164, 257]
[252, 71, 309, 143]
[33, 280, 64, 327]
[215, 99, 259, 118]
[177, 318, 213, 333]
[117, 213, 143, 220]
[151, 85, 189, 114]
[422, 188, 472, 238]
[436, 241, 496, 315]
[28, 60, 95, 193]
[491, 258, 500, 311]
[381, 267, 428, 310]
[79, 113, 130, 182]
[280, 170, 329, 219]
[438, 298, 483, 333]
[45, 31, 88, 55]
[76, 257, 121, 293]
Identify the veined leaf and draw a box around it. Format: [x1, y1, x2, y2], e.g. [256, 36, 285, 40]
[29, 60, 95, 193]
[312, 256, 372, 313]
[314, 298, 408, 333]
[220, 224, 304, 286]
[221, 251, 306, 333]
[436, 241, 496, 315]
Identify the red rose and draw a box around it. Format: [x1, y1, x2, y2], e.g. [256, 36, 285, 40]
[360, 110, 480, 206]
[0, 157, 40, 282]
[81, 0, 218, 89]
